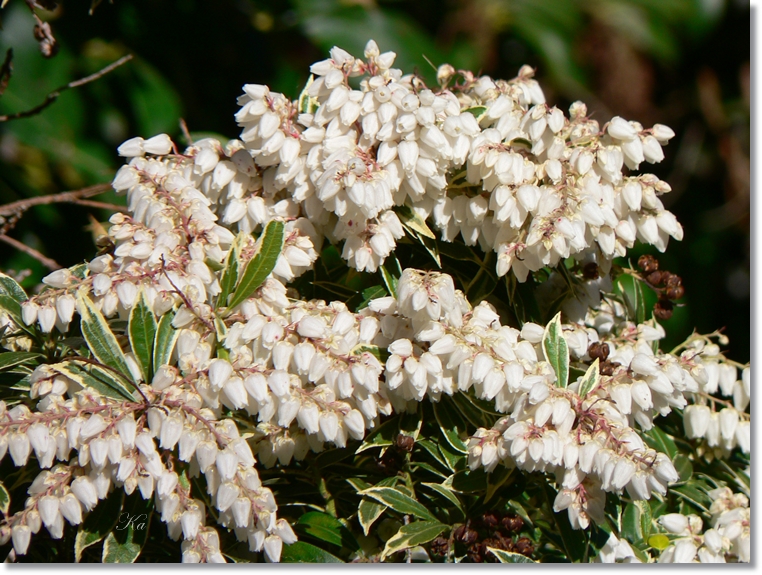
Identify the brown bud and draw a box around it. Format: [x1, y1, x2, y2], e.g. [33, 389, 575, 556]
[454, 525, 478, 545]
[395, 434, 415, 453]
[582, 262, 599, 280]
[665, 274, 682, 288]
[638, 254, 659, 273]
[653, 298, 674, 320]
[645, 270, 663, 285]
[501, 514, 524, 533]
[587, 341, 610, 362]
[467, 543, 484, 563]
[514, 537, 534, 556]
[480, 510, 501, 528]
[599, 360, 619, 377]
[429, 536, 449, 557]
[665, 285, 685, 301]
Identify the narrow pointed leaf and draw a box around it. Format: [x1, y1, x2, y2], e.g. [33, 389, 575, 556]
[77, 292, 133, 380]
[381, 521, 448, 560]
[0, 273, 27, 302]
[75, 489, 125, 561]
[217, 239, 240, 307]
[227, 220, 285, 310]
[577, 358, 600, 399]
[0, 481, 9, 516]
[0, 351, 41, 371]
[359, 487, 437, 522]
[128, 289, 156, 383]
[102, 492, 152, 563]
[379, 265, 398, 298]
[281, 541, 343, 563]
[53, 360, 137, 401]
[357, 477, 397, 536]
[153, 309, 179, 371]
[295, 511, 359, 551]
[487, 548, 536, 563]
[543, 312, 569, 388]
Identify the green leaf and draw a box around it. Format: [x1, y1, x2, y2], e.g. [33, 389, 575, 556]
[448, 468, 488, 493]
[673, 454, 693, 483]
[432, 400, 468, 453]
[128, 289, 157, 383]
[672, 483, 712, 513]
[487, 548, 537, 563]
[0, 351, 41, 371]
[437, 240, 483, 263]
[577, 358, 600, 399]
[295, 512, 359, 551]
[351, 344, 390, 363]
[102, 492, 152, 563]
[227, 220, 285, 310]
[280, 541, 343, 563]
[77, 292, 133, 380]
[463, 106, 487, 120]
[643, 426, 678, 459]
[52, 360, 137, 402]
[648, 534, 670, 550]
[357, 477, 397, 536]
[75, 489, 125, 561]
[0, 294, 32, 335]
[543, 312, 569, 388]
[420, 483, 465, 522]
[381, 521, 448, 560]
[217, 239, 240, 308]
[356, 416, 399, 453]
[396, 204, 436, 239]
[153, 309, 179, 371]
[622, 500, 652, 543]
[0, 481, 9, 516]
[379, 265, 398, 298]
[360, 487, 437, 522]
[356, 284, 387, 310]
[0, 273, 28, 302]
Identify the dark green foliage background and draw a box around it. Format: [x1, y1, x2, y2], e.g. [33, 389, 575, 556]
[0, 0, 750, 362]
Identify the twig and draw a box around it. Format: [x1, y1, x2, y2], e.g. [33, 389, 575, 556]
[0, 233, 61, 270]
[0, 182, 112, 217]
[70, 199, 129, 212]
[0, 54, 133, 122]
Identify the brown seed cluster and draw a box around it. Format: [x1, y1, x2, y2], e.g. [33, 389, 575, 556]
[587, 341, 620, 376]
[637, 255, 685, 320]
[430, 511, 533, 562]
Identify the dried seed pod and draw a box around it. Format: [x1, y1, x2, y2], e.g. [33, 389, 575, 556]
[500, 514, 524, 533]
[429, 536, 449, 557]
[395, 433, 415, 453]
[665, 285, 685, 300]
[514, 537, 534, 556]
[587, 341, 610, 362]
[479, 510, 501, 528]
[599, 360, 620, 376]
[638, 255, 659, 273]
[645, 270, 663, 285]
[653, 298, 674, 320]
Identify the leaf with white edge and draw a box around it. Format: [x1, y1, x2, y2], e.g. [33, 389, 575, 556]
[577, 358, 600, 399]
[0, 481, 9, 516]
[217, 239, 240, 307]
[128, 289, 156, 383]
[75, 489, 124, 561]
[53, 360, 137, 402]
[381, 521, 448, 560]
[0, 351, 41, 371]
[360, 487, 437, 522]
[379, 265, 398, 298]
[357, 477, 397, 536]
[463, 106, 487, 120]
[227, 220, 285, 310]
[77, 292, 133, 381]
[297, 75, 318, 115]
[396, 204, 436, 239]
[0, 294, 33, 335]
[153, 309, 178, 371]
[643, 426, 678, 460]
[433, 399, 469, 453]
[543, 312, 569, 388]
[0, 273, 27, 302]
[356, 416, 398, 453]
[421, 483, 465, 522]
[351, 344, 389, 363]
[487, 548, 537, 563]
[102, 493, 152, 563]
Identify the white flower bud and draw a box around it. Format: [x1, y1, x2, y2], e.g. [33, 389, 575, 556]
[117, 136, 145, 157]
[143, 134, 173, 155]
[208, 358, 233, 390]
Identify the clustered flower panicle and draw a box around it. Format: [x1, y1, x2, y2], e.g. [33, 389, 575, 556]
[0, 40, 749, 564]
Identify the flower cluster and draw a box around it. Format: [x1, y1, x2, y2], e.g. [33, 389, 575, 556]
[656, 486, 750, 563]
[234, 40, 680, 280]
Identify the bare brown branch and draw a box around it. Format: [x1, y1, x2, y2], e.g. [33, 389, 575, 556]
[0, 183, 112, 217]
[0, 54, 133, 122]
[0, 234, 61, 270]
